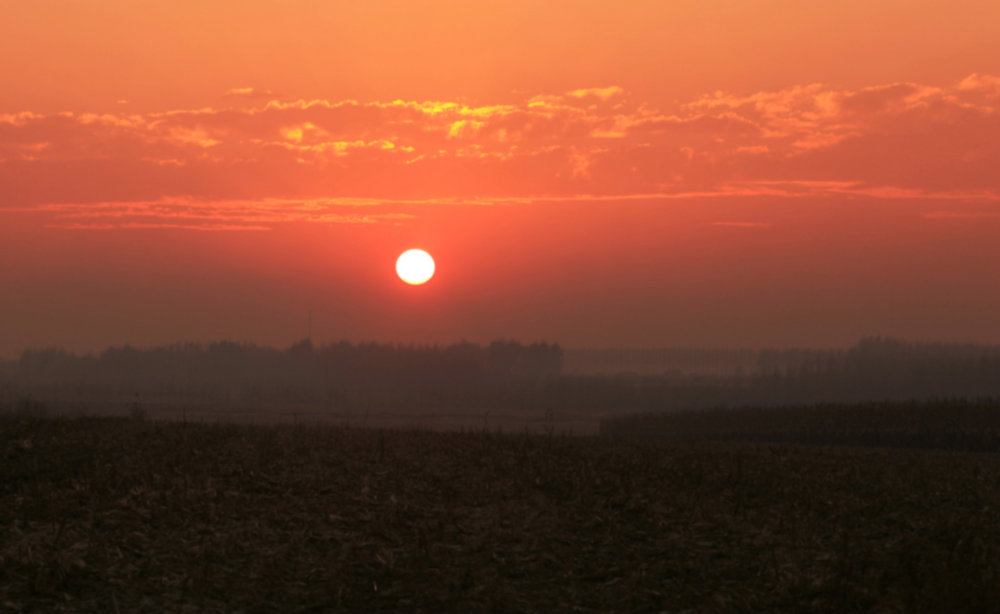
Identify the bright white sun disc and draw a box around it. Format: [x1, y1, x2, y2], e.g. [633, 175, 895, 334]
[396, 249, 435, 285]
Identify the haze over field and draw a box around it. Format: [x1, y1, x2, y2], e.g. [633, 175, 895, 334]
[2, 1, 999, 356]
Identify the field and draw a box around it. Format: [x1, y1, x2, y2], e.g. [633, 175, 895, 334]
[600, 399, 1000, 451]
[3, 412, 1000, 613]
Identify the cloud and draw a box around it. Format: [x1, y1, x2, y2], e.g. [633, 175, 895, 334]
[45, 222, 273, 231]
[711, 221, 773, 228]
[566, 86, 625, 101]
[225, 87, 285, 100]
[25, 197, 418, 231]
[3, 74, 1000, 229]
[923, 210, 1000, 219]
[957, 73, 1000, 96]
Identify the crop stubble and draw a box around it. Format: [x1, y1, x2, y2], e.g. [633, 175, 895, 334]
[2, 415, 999, 612]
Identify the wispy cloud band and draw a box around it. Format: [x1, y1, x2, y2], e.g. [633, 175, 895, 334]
[3, 76, 999, 229]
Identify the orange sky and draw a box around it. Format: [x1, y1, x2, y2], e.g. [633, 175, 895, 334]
[2, 1, 1000, 356]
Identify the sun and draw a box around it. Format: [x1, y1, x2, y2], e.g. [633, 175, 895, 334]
[396, 249, 435, 285]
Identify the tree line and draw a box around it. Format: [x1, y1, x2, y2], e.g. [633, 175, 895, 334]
[2, 340, 564, 414]
[2, 336, 999, 418]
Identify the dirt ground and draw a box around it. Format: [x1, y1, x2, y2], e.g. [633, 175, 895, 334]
[2, 415, 999, 612]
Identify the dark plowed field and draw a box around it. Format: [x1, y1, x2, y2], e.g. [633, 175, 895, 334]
[2, 415, 999, 612]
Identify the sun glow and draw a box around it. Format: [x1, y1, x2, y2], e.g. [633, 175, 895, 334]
[396, 249, 435, 285]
